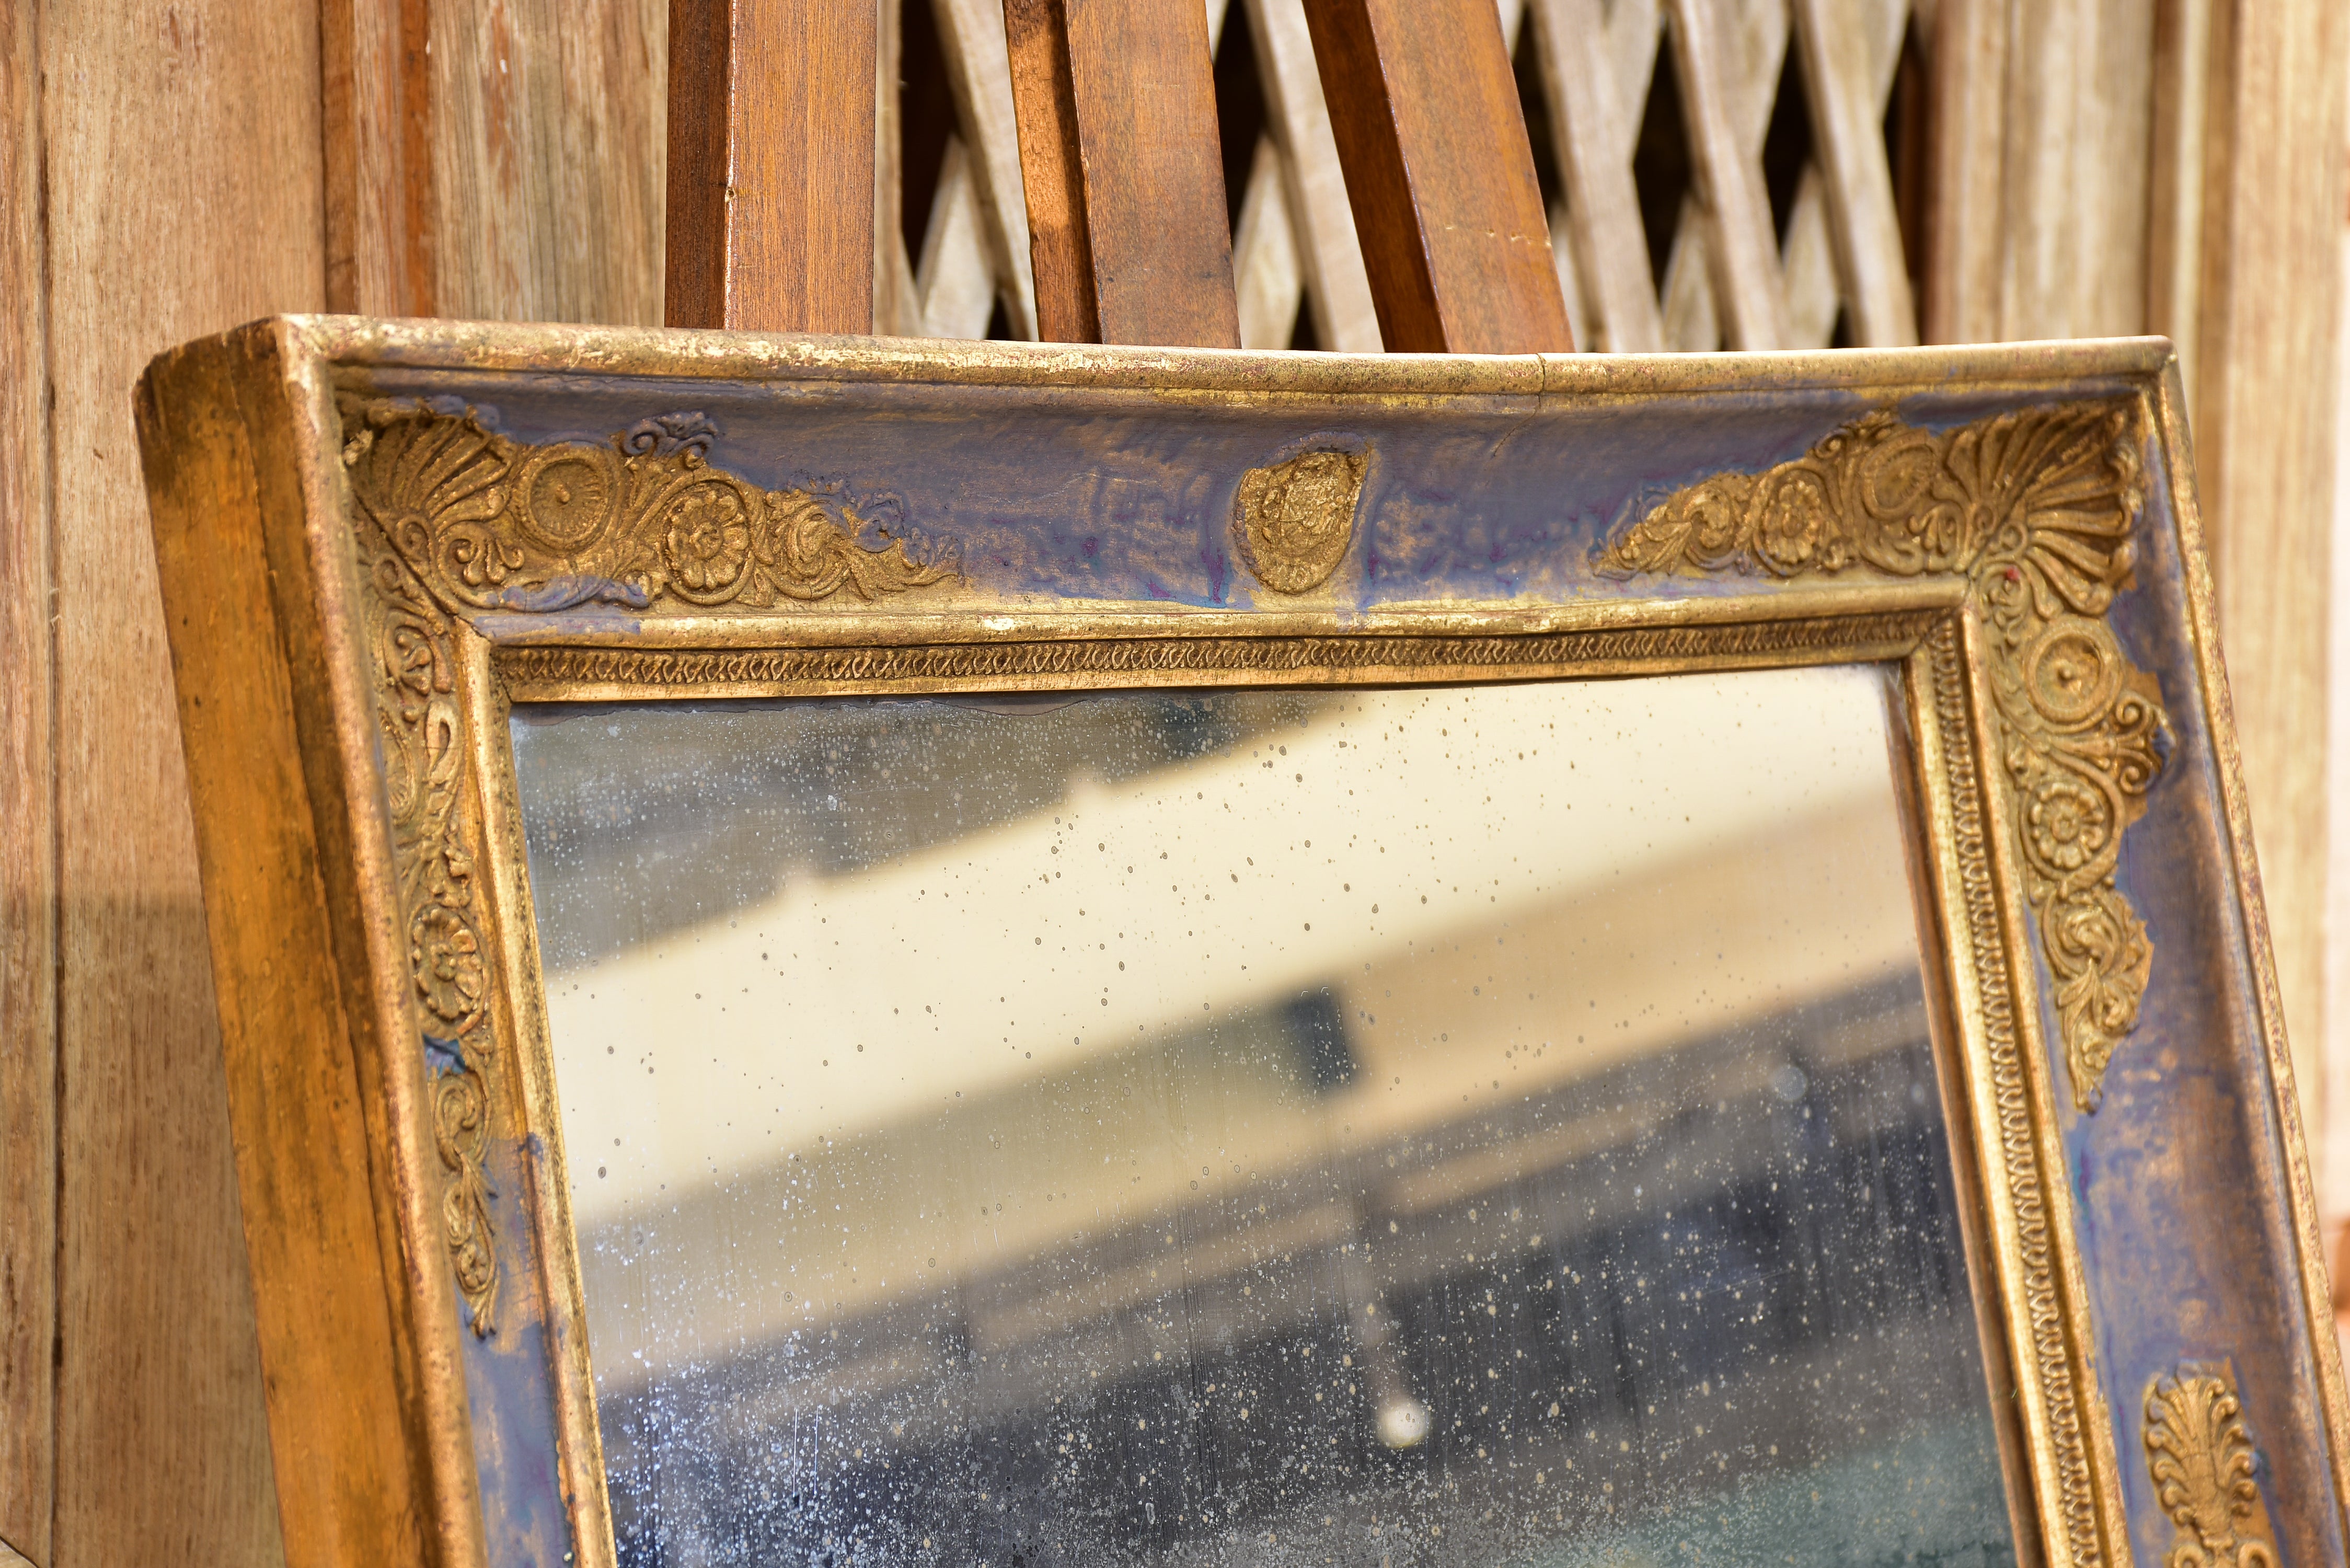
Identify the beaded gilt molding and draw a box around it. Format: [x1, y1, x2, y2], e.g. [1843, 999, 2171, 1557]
[338, 397, 957, 1332]
[1599, 399, 2169, 1113]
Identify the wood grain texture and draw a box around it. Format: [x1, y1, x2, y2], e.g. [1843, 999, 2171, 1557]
[1061, 0, 1240, 347]
[1232, 134, 1305, 349]
[1921, 0, 2006, 344]
[1528, 0, 1666, 352]
[1663, 0, 1791, 349]
[1003, 0, 1100, 341]
[932, 0, 1039, 338]
[1242, 0, 1382, 352]
[2147, 0, 2213, 418]
[327, 0, 665, 324]
[2194, 0, 2348, 1194]
[1302, 0, 1572, 352]
[0, 1, 53, 1558]
[1923, 0, 2155, 345]
[38, 2, 327, 1562]
[1791, 0, 1917, 345]
[666, 0, 876, 332]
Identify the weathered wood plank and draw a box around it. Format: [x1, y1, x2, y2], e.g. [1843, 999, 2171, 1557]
[1244, 0, 1382, 351]
[325, 0, 664, 324]
[932, 0, 1040, 338]
[1302, 0, 1572, 352]
[1528, 0, 1666, 352]
[666, 0, 876, 332]
[2194, 0, 2349, 1229]
[916, 138, 1005, 337]
[1663, 0, 1791, 349]
[39, 1, 324, 1562]
[1232, 135, 1307, 348]
[0, 1, 53, 1555]
[1922, 0, 2005, 343]
[1792, 0, 1917, 345]
[2148, 0, 2213, 411]
[1061, 0, 1240, 347]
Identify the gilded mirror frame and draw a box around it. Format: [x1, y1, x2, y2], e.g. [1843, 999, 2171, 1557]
[134, 319, 2348, 1568]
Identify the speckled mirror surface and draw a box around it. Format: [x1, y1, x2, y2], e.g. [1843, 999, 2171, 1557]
[511, 665, 2015, 1568]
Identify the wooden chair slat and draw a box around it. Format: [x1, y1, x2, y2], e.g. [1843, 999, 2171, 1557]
[665, 0, 878, 332]
[1302, 0, 1573, 352]
[1530, 0, 1667, 352]
[1244, 0, 1384, 351]
[1663, 0, 1792, 349]
[1003, 0, 1102, 341]
[1005, 0, 1239, 347]
[1793, 0, 1917, 344]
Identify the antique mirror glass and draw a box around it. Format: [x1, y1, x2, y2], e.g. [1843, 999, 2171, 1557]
[511, 663, 2018, 1567]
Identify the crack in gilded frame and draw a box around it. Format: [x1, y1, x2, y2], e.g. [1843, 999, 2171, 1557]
[334, 396, 2156, 1565]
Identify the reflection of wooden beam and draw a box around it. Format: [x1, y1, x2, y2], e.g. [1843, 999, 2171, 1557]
[1300, 0, 1573, 351]
[665, 0, 877, 331]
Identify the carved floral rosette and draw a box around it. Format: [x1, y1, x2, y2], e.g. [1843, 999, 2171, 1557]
[1598, 403, 2170, 1111]
[337, 398, 957, 1328]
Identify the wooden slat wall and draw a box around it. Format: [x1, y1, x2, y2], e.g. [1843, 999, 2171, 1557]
[0, 4, 54, 1558]
[325, 0, 664, 324]
[5, 2, 326, 1564]
[2, 0, 2346, 1559]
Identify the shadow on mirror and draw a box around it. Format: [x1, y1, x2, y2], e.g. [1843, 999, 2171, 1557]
[511, 667, 2018, 1568]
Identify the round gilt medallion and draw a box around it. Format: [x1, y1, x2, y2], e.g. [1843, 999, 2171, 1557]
[515, 445, 620, 552]
[1230, 446, 1366, 594]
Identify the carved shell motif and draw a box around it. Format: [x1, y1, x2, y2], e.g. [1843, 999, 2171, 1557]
[1598, 403, 2170, 1111]
[338, 398, 958, 1331]
[338, 399, 957, 615]
[1231, 446, 1367, 594]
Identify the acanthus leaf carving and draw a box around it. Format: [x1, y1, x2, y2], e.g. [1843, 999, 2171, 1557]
[1597, 403, 2171, 1111]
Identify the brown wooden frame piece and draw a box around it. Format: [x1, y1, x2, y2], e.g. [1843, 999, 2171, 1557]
[1301, 0, 1574, 352]
[665, 0, 879, 332]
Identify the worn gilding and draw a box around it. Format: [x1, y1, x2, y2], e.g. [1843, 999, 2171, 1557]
[1599, 403, 2169, 1112]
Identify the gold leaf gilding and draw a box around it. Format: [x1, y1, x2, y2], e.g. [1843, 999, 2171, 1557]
[338, 398, 960, 1325]
[1598, 404, 2170, 1111]
[1232, 446, 1366, 594]
[2145, 1365, 2277, 1568]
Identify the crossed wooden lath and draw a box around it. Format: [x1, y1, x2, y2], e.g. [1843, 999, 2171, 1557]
[667, 0, 1919, 355]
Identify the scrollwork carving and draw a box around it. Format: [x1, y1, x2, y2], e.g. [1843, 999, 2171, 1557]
[354, 480, 503, 1335]
[338, 399, 956, 617]
[338, 397, 963, 1322]
[1598, 403, 2170, 1111]
[2146, 1366, 2276, 1568]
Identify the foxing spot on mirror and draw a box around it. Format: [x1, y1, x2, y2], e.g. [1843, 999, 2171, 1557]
[512, 664, 2015, 1568]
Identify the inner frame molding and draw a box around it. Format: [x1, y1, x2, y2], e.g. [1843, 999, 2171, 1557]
[131, 321, 2349, 1568]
